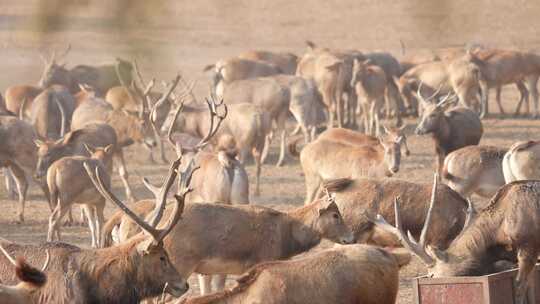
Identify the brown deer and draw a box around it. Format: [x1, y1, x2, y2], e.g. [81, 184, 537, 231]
[503, 140, 540, 183]
[237, 50, 298, 75]
[4, 85, 42, 119]
[317, 126, 410, 156]
[367, 179, 540, 304]
[323, 175, 468, 249]
[0, 156, 192, 303]
[352, 59, 387, 135]
[29, 85, 75, 140]
[0, 244, 50, 304]
[46, 145, 114, 248]
[38, 45, 134, 96]
[443, 145, 507, 199]
[290, 129, 404, 204]
[415, 88, 483, 176]
[0, 115, 50, 222]
[178, 244, 410, 304]
[102, 190, 354, 295]
[203, 58, 281, 97]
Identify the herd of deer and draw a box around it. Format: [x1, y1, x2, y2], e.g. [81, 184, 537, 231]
[0, 40, 540, 304]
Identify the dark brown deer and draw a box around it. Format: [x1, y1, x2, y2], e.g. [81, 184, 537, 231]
[415, 86, 483, 176]
[367, 179, 540, 304]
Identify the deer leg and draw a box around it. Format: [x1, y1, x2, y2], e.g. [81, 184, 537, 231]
[494, 86, 505, 115]
[198, 274, 212, 295]
[9, 164, 28, 223]
[115, 150, 135, 202]
[261, 132, 272, 165]
[82, 205, 98, 248]
[528, 75, 540, 118]
[4, 168, 17, 199]
[275, 112, 287, 167]
[388, 82, 404, 126]
[515, 246, 537, 304]
[48, 200, 69, 242]
[304, 172, 322, 205]
[514, 81, 529, 117]
[212, 275, 227, 292]
[253, 147, 262, 196]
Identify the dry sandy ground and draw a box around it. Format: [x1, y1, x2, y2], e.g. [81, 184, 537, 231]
[1, 1, 540, 303]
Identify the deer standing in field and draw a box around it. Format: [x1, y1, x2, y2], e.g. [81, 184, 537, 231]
[46, 144, 114, 248]
[367, 179, 540, 304]
[291, 127, 404, 204]
[415, 87, 483, 176]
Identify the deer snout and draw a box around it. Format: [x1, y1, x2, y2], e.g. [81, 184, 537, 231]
[340, 233, 356, 245]
[414, 126, 426, 135]
[166, 281, 189, 297]
[390, 166, 399, 174]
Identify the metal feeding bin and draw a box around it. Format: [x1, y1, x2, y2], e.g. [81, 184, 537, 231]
[412, 265, 540, 304]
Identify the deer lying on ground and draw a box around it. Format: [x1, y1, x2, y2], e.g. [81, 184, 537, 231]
[0, 157, 192, 303]
[290, 127, 404, 204]
[443, 145, 507, 199]
[503, 140, 540, 183]
[204, 58, 282, 97]
[415, 89, 483, 176]
[352, 58, 387, 136]
[0, 244, 49, 304]
[323, 175, 467, 249]
[102, 188, 354, 295]
[46, 144, 114, 248]
[368, 179, 540, 304]
[4, 85, 42, 119]
[317, 126, 410, 156]
[178, 244, 410, 304]
[237, 50, 298, 75]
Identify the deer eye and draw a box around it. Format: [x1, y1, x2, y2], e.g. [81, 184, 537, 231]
[160, 256, 166, 262]
[332, 213, 340, 220]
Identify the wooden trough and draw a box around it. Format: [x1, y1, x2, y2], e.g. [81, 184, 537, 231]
[413, 264, 540, 304]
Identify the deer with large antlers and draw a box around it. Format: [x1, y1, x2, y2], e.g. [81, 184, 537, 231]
[367, 178, 540, 304]
[415, 87, 483, 176]
[0, 157, 192, 303]
[0, 244, 50, 304]
[102, 182, 354, 296]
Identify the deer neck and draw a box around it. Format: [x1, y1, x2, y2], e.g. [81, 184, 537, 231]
[286, 203, 322, 256]
[445, 212, 504, 274]
[433, 115, 451, 143]
[79, 236, 157, 303]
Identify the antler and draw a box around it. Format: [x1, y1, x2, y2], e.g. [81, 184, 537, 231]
[0, 244, 50, 271]
[364, 173, 440, 266]
[149, 74, 181, 129]
[416, 82, 443, 103]
[453, 198, 477, 241]
[166, 90, 227, 156]
[84, 160, 191, 243]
